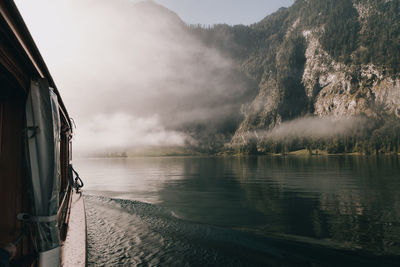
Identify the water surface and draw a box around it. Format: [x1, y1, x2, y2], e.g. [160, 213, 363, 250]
[75, 156, 400, 266]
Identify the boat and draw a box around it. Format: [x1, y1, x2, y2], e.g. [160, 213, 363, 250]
[0, 1, 86, 266]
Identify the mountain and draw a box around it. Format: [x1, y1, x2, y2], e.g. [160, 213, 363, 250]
[188, 0, 400, 154]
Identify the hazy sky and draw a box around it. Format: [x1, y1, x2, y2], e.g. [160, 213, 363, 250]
[14, 0, 265, 154]
[14, 0, 294, 155]
[154, 0, 294, 25]
[12, 0, 356, 155]
[16, 0, 294, 27]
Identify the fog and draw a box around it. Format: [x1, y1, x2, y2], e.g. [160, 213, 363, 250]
[260, 116, 366, 141]
[18, 0, 361, 155]
[16, 0, 254, 155]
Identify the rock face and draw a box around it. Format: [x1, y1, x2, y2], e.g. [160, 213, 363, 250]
[303, 30, 400, 119]
[195, 0, 400, 152]
[131, 0, 400, 154]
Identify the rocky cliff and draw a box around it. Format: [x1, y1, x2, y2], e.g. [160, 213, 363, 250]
[191, 0, 400, 154]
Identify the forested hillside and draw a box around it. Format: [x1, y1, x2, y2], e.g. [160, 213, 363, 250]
[188, 0, 400, 155]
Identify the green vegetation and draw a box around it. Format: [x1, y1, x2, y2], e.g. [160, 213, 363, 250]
[185, 0, 400, 155]
[253, 117, 400, 155]
[191, 0, 400, 75]
[290, 0, 400, 72]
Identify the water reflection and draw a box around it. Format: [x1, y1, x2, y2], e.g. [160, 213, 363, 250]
[77, 156, 400, 256]
[229, 156, 400, 255]
[76, 157, 187, 202]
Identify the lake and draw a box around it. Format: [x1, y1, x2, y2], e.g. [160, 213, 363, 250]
[75, 156, 400, 266]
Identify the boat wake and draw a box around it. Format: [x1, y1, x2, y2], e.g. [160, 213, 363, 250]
[85, 194, 266, 266]
[85, 194, 399, 267]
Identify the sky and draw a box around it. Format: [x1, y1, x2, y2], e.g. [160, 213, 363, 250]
[13, 0, 293, 155]
[154, 0, 294, 25]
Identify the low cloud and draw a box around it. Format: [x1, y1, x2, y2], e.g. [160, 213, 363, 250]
[16, 0, 254, 155]
[74, 113, 187, 154]
[264, 116, 366, 141]
[231, 116, 367, 145]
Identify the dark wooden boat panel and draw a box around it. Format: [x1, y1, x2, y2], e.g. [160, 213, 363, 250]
[0, 1, 83, 265]
[0, 81, 33, 262]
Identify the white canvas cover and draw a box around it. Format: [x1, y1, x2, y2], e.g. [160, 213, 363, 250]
[25, 79, 61, 266]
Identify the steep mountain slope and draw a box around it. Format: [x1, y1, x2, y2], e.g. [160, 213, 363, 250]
[190, 0, 400, 154]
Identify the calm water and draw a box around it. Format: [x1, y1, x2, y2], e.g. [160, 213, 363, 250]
[75, 156, 400, 266]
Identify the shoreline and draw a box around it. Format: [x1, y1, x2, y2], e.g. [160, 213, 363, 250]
[74, 150, 400, 159]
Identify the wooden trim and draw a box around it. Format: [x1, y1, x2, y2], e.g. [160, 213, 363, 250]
[0, 2, 75, 264]
[58, 187, 71, 242]
[0, 103, 2, 155]
[0, 0, 72, 128]
[0, 2, 44, 78]
[0, 37, 29, 89]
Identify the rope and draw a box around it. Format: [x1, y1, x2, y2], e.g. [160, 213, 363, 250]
[13, 218, 30, 246]
[70, 166, 84, 192]
[13, 233, 25, 246]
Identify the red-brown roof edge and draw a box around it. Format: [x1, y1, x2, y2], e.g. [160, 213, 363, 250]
[1, 0, 72, 129]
